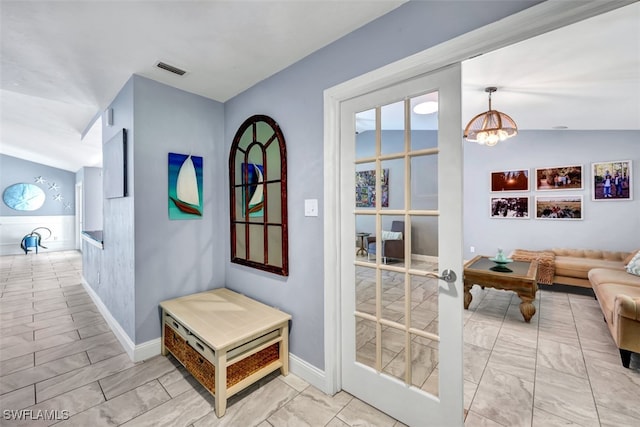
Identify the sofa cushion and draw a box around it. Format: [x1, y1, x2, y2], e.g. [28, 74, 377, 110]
[615, 294, 640, 321]
[589, 268, 640, 288]
[552, 248, 629, 261]
[626, 251, 640, 276]
[555, 256, 624, 279]
[381, 230, 402, 241]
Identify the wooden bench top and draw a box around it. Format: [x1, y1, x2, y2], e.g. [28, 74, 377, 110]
[160, 288, 291, 351]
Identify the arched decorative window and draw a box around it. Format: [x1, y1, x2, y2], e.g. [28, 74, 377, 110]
[229, 115, 288, 276]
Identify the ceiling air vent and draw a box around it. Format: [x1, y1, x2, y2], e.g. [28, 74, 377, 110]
[155, 61, 187, 76]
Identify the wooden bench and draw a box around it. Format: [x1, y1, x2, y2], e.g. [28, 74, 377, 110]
[160, 288, 291, 417]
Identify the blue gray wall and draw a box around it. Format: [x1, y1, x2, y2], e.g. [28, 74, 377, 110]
[1, 154, 75, 216]
[98, 77, 136, 340]
[132, 76, 226, 343]
[88, 75, 226, 344]
[223, 0, 541, 370]
[464, 130, 639, 259]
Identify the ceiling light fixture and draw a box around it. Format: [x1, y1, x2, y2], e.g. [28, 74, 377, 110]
[413, 101, 439, 115]
[464, 87, 517, 146]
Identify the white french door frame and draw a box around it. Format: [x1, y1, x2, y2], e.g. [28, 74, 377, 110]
[322, 0, 630, 398]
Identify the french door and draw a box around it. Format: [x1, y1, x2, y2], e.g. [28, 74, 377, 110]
[339, 64, 463, 426]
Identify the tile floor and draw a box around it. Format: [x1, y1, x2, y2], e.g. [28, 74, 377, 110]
[462, 280, 640, 426]
[1, 251, 639, 426]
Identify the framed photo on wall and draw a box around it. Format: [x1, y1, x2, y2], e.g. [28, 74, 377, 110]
[535, 165, 583, 191]
[535, 195, 583, 220]
[490, 169, 529, 192]
[490, 196, 529, 219]
[356, 168, 389, 207]
[592, 160, 632, 201]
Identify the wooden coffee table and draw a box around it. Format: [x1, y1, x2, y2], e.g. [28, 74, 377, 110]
[463, 255, 539, 322]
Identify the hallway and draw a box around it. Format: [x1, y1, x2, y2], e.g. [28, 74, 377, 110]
[0, 251, 403, 426]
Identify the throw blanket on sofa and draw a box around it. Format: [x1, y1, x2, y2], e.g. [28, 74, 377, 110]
[511, 249, 556, 285]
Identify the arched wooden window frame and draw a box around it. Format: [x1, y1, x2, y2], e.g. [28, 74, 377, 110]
[229, 115, 289, 276]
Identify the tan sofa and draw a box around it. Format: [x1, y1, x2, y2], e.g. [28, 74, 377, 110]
[512, 247, 639, 368]
[588, 261, 640, 368]
[552, 248, 631, 288]
[511, 248, 631, 287]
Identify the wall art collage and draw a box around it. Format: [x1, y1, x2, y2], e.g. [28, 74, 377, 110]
[489, 160, 632, 221]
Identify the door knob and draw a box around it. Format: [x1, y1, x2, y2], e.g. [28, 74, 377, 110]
[422, 269, 457, 283]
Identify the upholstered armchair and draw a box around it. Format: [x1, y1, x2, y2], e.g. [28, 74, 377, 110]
[367, 221, 405, 263]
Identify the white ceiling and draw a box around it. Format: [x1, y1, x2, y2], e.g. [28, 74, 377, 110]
[357, 2, 640, 133]
[462, 1, 640, 133]
[1, 1, 638, 173]
[0, 0, 406, 171]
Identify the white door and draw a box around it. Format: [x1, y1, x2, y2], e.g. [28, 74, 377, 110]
[340, 64, 463, 426]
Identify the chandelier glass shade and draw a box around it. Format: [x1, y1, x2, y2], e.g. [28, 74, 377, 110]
[464, 87, 517, 146]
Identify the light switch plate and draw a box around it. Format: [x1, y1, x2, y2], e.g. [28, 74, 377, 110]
[304, 199, 318, 217]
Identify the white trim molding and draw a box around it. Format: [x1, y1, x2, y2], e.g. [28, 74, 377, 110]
[288, 353, 326, 393]
[134, 338, 162, 362]
[323, 0, 632, 399]
[0, 215, 76, 256]
[81, 276, 161, 362]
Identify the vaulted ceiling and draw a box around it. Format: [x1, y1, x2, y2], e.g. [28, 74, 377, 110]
[1, 0, 406, 171]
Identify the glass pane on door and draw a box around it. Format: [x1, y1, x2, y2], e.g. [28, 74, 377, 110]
[381, 100, 406, 156]
[342, 63, 463, 427]
[355, 317, 377, 369]
[355, 162, 377, 211]
[382, 325, 408, 381]
[353, 91, 442, 398]
[411, 154, 438, 211]
[381, 271, 405, 323]
[410, 92, 439, 151]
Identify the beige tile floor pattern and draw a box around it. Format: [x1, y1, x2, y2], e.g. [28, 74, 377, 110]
[0, 251, 638, 426]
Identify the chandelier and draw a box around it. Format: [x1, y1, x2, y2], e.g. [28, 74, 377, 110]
[464, 87, 517, 146]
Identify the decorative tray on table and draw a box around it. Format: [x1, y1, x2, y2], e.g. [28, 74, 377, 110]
[488, 256, 513, 272]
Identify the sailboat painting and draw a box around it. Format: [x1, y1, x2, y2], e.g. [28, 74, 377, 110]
[168, 152, 203, 219]
[242, 163, 264, 217]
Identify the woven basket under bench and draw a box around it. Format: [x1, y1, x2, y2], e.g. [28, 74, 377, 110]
[160, 289, 291, 417]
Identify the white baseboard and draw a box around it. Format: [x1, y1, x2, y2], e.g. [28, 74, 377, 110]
[81, 276, 135, 360]
[411, 254, 439, 263]
[0, 215, 75, 256]
[81, 276, 327, 371]
[134, 338, 162, 362]
[288, 353, 327, 393]
[81, 276, 160, 362]
[0, 240, 75, 256]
